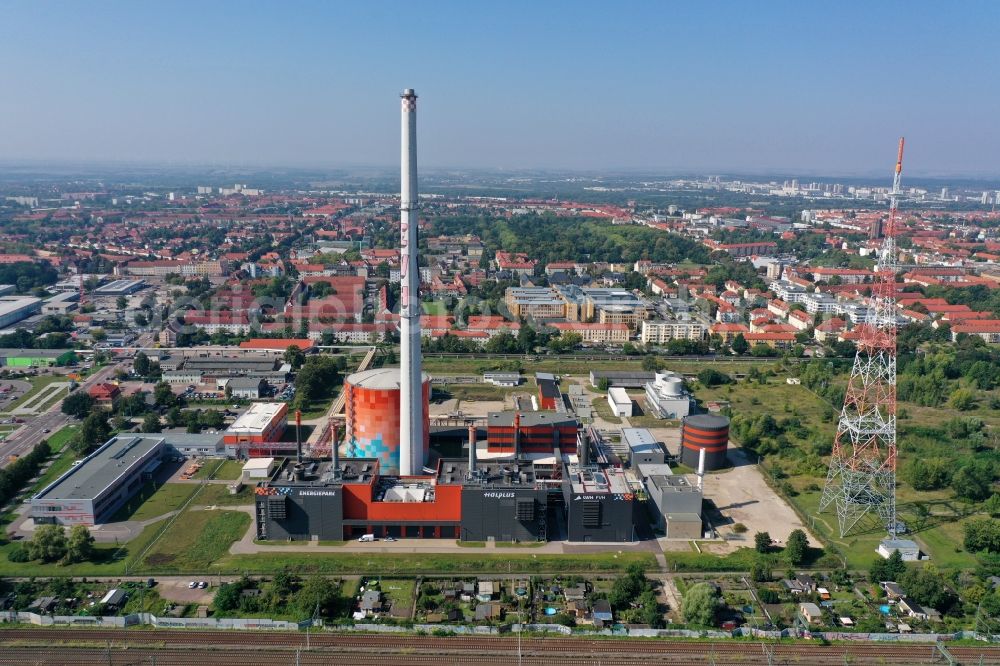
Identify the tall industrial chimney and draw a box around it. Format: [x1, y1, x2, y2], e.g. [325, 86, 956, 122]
[399, 88, 423, 477]
[467, 423, 477, 474]
[295, 410, 302, 464]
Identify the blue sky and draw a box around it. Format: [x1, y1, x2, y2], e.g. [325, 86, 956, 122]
[0, 1, 997, 175]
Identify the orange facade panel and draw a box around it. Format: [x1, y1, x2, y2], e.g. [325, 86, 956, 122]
[341, 481, 463, 522]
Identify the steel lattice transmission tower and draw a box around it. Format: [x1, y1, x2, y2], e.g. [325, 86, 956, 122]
[819, 138, 905, 538]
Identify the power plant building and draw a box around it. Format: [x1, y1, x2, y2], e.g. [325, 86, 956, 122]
[343, 367, 430, 476]
[254, 457, 548, 542]
[680, 414, 730, 471]
[644, 372, 694, 419]
[223, 402, 289, 457]
[536, 373, 561, 410]
[563, 461, 636, 542]
[644, 471, 703, 538]
[622, 428, 666, 466]
[486, 411, 577, 455]
[607, 387, 633, 418]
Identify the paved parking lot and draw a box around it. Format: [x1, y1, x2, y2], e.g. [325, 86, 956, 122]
[157, 578, 216, 604]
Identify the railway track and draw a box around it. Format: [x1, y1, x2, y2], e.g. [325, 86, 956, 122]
[3, 628, 1000, 664]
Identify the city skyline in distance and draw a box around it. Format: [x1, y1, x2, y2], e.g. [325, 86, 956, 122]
[1, 1, 999, 176]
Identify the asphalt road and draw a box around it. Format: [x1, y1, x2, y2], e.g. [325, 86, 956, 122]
[0, 361, 124, 469]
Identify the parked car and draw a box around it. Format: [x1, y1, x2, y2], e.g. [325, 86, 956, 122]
[188, 581, 197, 589]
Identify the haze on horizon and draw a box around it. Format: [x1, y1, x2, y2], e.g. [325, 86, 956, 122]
[1, 1, 997, 177]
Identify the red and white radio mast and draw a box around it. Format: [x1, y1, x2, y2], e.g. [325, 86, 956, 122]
[819, 138, 904, 538]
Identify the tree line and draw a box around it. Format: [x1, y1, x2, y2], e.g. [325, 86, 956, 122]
[429, 213, 712, 265]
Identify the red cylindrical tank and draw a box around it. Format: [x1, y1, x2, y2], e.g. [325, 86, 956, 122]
[681, 414, 730, 471]
[343, 368, 430, 475]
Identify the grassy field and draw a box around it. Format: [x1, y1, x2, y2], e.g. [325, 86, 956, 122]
[590, 396, 622, 424]
[214, 551, 657, 575]
[784, 457, 980, 571]
[664, 545, 838, 572]
[0, 519, 167, 577]
[423, 357, 647, 376]
[198, 484, 254, 506]
[438, 384, 516, 403]
[193, 459, 244, 481]
[297, 386, 341, 420]
[696, 377, 837, 427]
[2, 375, 68, 414]
[142, 509, 250, 572]
[421, 301, 450, 316]
[377, 578, 416, 617]
[692, 374, 988, 571]
[901, 390, 1000, 430]
[28, 429, 82, 495]
[112, 482, 199, 522]
[45, 425, 78, 452]
[422, 355, 794, 378]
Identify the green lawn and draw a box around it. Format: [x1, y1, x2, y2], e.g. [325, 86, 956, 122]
[45, 425, 78, 452]
[295, 387, 342, 420]
[193, 459, 243, 481]
[421, 301, 450, 316]
[33, 386, 71, 414]
[439, 384, 514, 403]
[214, 551, 656, 575]
[377, 578, 416, 617]
[198, 484, 254, 506]
[422, 356, 800, 378]
[590, 396, 622, 424]
[112, 482, 199, 522]
[785, 486, 980, 571]
[142, 509, 250, 572]
[696, 379, 835, 430]
[910, 512, 979, 570]
[29, 436, 82, 495]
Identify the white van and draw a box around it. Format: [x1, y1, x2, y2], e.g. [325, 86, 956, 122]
[358, 534, 376, 542]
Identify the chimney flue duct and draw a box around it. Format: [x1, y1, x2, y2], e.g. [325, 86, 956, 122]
[513, 412, 521, 460]
[697, 446, 706, 491]
[331, 423, 340, 475]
